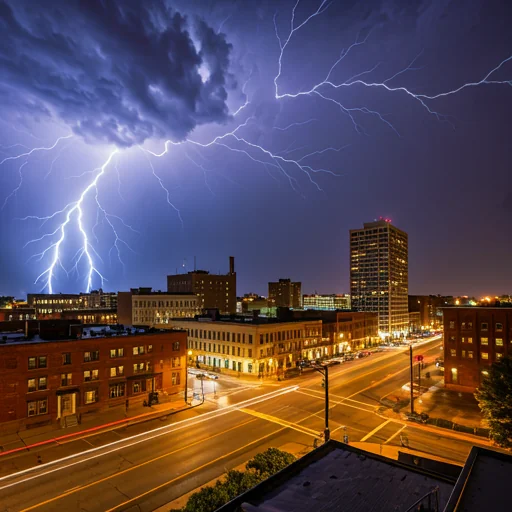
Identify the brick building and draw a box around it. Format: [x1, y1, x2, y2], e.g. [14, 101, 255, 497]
[443, 307, 512, 392]
[167, 256, 237, 314]
[0, 329, 186, 430]
[268, 279, 302, 309]
[117, 288, 200, 326]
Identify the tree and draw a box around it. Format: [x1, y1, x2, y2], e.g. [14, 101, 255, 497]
[475, 356, 512, 448]
[174, 448, 296, 512]
[245, 447, 296, 478]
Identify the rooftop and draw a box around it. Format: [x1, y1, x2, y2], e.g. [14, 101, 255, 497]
[218, 440, 456, 512]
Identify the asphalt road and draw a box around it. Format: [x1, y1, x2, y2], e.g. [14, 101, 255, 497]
[0, 337, 492, 512]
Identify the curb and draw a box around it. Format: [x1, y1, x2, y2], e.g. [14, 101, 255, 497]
[0, 402, 192, 459]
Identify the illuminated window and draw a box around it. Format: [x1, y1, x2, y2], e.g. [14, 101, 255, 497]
[84, 390, 98, 404]
[468, 351, 474, 359]
[496, 353, 503, 360]
[461, 350, 466, 358]
[449, 321, 455, 329]
[450, 348, 456, 357]
[481, 352, 489, 360]
[468, 337, 473, 344]
[496, 338, 504, 346]
[481, 337, 488, 345]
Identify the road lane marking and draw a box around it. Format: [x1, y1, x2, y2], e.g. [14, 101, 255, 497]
[18, 418, 258, 512]
[360, 420, 392, 442]
[0, 385, 299, 489]
[294, 390, 376, 414]
[104, 426, 288, 512]
[384, 425, 407, 445]
[300, 388, 377, 408]
[239, 408, 319, 438]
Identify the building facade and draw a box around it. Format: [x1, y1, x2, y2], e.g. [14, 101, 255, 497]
[303, 294, 351, 311]
[167, 317, 322, 378]
[268, 279, 302, 309]
[27, 290, 117, 325]
[350, 219, 409, 337]
[0, 330, 186, 430]
[167, 256, 237, 314]
[443, 307, 512, 392]
[117, 288, 200, 326]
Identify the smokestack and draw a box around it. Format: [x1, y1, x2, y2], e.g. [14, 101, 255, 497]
[229, 256, 235, 275]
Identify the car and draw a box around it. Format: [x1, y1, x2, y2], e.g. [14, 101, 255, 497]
[206, 372, 219, 380]
[323, 359, 341, 366]
[344, 353, 355, 361]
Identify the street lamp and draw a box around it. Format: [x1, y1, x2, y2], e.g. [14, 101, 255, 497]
[184, 349, 193, 404]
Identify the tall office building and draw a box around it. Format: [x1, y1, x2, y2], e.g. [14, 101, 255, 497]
[167, 256, 237, 314]
[350, 219, 408, 337]
[268, 279, 302, 309]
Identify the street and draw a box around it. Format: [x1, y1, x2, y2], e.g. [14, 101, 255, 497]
[0, 337, 491, 512]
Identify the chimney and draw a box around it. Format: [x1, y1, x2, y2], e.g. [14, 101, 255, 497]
[229, 256, 235, 275]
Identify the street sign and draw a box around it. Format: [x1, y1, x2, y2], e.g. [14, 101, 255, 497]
[416, 355, 424, 362]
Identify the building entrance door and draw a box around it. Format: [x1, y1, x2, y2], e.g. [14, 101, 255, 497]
[59, 393, 76, 418]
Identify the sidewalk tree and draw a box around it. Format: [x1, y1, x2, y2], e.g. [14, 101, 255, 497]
[173, 448, 296, 512]
[475, 356, 512, 448]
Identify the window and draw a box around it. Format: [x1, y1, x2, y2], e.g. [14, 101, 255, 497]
[173, 342, 180, 351]
[27, 376, 47, 392]
[84, 351, 99, 362]
[481, 337, 488, 345]
[496, 338, 504, 346]
[461, 322, 466, 330]
[249, 334, 253, 344]
[28, 356, 47, 370]
[461, 337, 465, 343]
[110, 366, 124, 377]
[468, 351, 474, 359]
[133, 346, 145, 355]
[110, 348, 124, 358]
[27, 399, 48, 417]
[147, 344, 153, 353]
[468, 337, 473, 344]
[461, 350, 466, 358]
[172, 357, 180, 368]
[133, 362, 145, 374]
[248, 349, 252, 358]
[496, 323, 503, 332]
[84, 369, 99, 382]
[481, 322, 488, 331]
[496, 353, 503, 360]
[172, 372, 181, 386]
[62, 353, 71, 365]
[84, 390, 98, 404]
[449, 321, 455, 329]
[450, 349, 456, 357]
[133, 380, 147, 394]
[109, 383, 125, 398]
[61, 373, 72, 386]
[449, 336, 456, 342]
[481, 352, 489, 360]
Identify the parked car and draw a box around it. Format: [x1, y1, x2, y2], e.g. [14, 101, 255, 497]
[323, 359, 341, 366]
[206, 372, 219, 380]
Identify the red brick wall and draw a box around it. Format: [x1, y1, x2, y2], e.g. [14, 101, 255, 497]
[0, 330, 186, 428]
[443, 308, 512, 392]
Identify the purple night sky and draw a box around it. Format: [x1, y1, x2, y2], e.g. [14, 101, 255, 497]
[0, 0, 511, 299]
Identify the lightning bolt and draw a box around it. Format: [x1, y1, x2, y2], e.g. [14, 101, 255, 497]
[273, 1, 512, 129]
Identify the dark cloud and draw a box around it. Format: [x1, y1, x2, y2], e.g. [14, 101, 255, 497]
[0, 0, 234, 147]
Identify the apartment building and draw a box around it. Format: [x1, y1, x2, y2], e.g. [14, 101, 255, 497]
[443, 307, 512, 391]
[350, 219, 409, 337]
[167, 316, 322, 378]
[117, 288, 200, 326]
[268, 279, 302, 309]
[303, 294, 351, 311]
[0, 328, 186, 430]
[167, 256, 237, 314]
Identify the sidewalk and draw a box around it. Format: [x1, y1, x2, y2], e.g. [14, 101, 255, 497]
[0, 394, 191, 457]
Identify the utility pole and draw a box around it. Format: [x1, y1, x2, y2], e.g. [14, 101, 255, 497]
[410, 345, 414, 414]
[315, 365, 330, 442]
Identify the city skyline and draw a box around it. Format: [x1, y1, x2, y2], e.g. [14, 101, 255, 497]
[1, 1, 512, 298]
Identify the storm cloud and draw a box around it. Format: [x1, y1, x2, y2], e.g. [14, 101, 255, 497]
[0, 0, 234, 147]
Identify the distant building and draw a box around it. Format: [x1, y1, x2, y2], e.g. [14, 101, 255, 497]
[350, 219, 408, 338]
[167, 256, 236, 314]
[117, 288, 200, 326]
[239, 294, 275, 316]
[27, 290, 117, 324]
[0, 326, 186, 430]
[443, 306, 511, 392]
[166, 315, 322, 378]
[409, 295, 463, 329]
[303, 294, 351, 311]
[268, 279, 302, 309]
